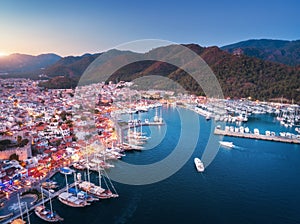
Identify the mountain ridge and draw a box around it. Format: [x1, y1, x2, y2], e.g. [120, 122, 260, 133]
[0, 53, 61, 73]
[222, 39, 300, 66]
[47, 43, 298, 102]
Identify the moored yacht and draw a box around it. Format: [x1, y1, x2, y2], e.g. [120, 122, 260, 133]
[34, 205, 64, 222]
[78, 181, 117, 199]
[35, 187, 63, 222]
[59, 173, 90, 207]
[58, 192, 90, 207]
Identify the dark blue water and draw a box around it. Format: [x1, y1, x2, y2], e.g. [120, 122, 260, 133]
[30, 107, 300, 224]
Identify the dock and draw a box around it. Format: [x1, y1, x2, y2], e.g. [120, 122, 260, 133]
[118, 121, 164, 129]
[214, 128, 300, 144]
[2, 182, 76, 224]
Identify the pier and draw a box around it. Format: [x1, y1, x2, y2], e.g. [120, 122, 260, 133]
[214, 128, 300, 144]
[2, 182, 76, 224]
[118, 121, 164, 128]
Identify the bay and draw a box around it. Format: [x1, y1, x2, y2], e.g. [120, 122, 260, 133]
[30, 106, 300, 224]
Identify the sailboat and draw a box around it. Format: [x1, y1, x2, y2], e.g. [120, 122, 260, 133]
[125, 123, 144, 150]
[98, 169, 119, 199]
[71, 172, 98, 203]
[34, 187, 63, 222]
[78, 163, 118, 199]
[58, 173, 90, 207]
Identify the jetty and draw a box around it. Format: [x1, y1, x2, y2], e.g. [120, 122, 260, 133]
[214, 128, 300, 144]
[118, 121, 164, 129]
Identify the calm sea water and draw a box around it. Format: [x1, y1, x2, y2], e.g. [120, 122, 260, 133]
[30, 107, 300, 224]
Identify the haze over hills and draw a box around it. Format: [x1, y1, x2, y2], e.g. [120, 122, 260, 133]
[0, 53, 61, 74]
[1, 39, 300, 102]
[222, 39, 300, 66]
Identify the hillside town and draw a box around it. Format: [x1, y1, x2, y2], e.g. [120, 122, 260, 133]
[0, 79, 167, 210]
[1, 78, 300, 196]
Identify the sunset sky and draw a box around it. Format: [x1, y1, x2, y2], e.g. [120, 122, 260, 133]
[0, 0, 299, 56]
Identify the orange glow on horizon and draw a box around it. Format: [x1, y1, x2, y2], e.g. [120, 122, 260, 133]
[0, 52, 8, 57]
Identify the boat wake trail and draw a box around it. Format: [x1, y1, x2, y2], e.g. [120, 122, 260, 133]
[115, 193, 141, 224]
[232, 145, 246, 151]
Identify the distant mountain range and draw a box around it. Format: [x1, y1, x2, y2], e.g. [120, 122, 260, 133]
[1, 39, 300, 102]
[37, 53, 100, 89]
[222, 39, 300, 66]
[0, 53, 61, 74]
[42, 53, 100, 78]
[40, 43, 300, 102]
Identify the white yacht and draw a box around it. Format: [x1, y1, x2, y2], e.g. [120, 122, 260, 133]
[194, 158, 205, 172]
[219, 141, 234, 148]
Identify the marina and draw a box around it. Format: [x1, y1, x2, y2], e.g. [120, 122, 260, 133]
[0, 103, 299, 223]
[0, 79, 300, 223]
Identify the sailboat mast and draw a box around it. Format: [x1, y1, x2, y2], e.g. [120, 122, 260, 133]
[49, 192, 54, 216]
[86, 152, 90, 183]
[127, 123, 131, 144]
[84, 172, 87, 181]
[17, 193, 24, 221]
[65, 173, 69, 192]
[25, 202, 30, 224]
[40, 186, 45, 208]
[133, 119, 136, 136]
[103, 169, 118, 195]
[160, 107, 162, 120]
[139, 111, 142, 135]
[74, 172, 78, 193]
[98, 163, 101, 187]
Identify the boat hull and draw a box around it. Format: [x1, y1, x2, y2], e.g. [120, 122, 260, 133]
[34, 206, 64, 222]
[219, 141, 234, 148]
[58, 193, 90, 208]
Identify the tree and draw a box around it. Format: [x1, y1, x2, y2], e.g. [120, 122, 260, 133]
[9, 153, 19, 161]
[60, 111, 67, 121]
[20, 139, 29, 147]
[17, 135, 22, 146]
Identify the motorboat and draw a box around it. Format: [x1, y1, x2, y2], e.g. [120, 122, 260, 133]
[219, 141, 234, 148]
[194, 158, 205, 172]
